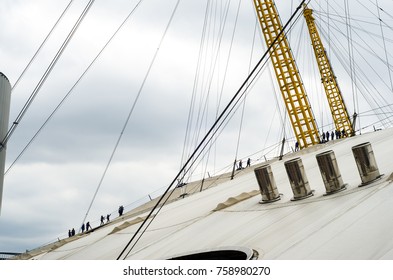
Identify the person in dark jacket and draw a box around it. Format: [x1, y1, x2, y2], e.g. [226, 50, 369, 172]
[118, 205, 124, 216]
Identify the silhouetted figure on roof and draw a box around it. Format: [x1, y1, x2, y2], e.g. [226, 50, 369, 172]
[331, 131, 335, 140]
[341, 129, 346, 138]
[106, 214, 111, 223]
[322, 132, 326, 142]
[81, 223, 85, 233]
[100, 215, 105, 225]
[118, 205, 124, 216]
[247, 158, 251, 167]
[295, 142, 299, 151]
[238, 160, 243, 170]
[68, 229, 71, 238]
[326, 131, 330, 141]
[71, 228, 75, 236]
[86, 222, 91, 231]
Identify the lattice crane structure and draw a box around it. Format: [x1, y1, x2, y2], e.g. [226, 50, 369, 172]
[303, 5, 354, 137]
[252, 0, 320, 149]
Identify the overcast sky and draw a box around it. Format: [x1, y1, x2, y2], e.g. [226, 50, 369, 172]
[1, 0, 393, 253]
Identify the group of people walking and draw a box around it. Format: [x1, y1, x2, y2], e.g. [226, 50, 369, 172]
[321, 129, 347, 143]
[237, 158, 252, 170]
[67, 205, 125, 238]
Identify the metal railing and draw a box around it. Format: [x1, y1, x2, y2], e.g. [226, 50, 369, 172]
[0, 252, 21, 260]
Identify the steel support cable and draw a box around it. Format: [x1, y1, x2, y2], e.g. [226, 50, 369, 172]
[189, 0, 231, 165]
[315, 5, 393, 62]
[116, 0, 308, 260]
[359, 103, 393, 115]
[121, 53, 269, 258]
[185, 0, 232, 182]
[316, 12, 393, 72]
[212, 0, 241, 127]
[209, 0, 241, 177]
[12, 1, 74, 91]
[4, 0, 145, 176]
[376, 1, 393, 22]
[317, 10, 393, 35]
[317, 24, 392, 127]
[346, 0, 361, 132]
[315, 14, 393, 126]
[179, 0, 211, 180]
[357, 0, 393, 32]
[233, 0, 254, 157]
[120, 15, 296, 259]
[258, 22, 287, 156]
[376, 0, 393, 92]
[81, 0, 181, 228]
[314, 7, 391, 92]
[187, 2, 217, 160]
[195, 0, 231, 148]
[185, 54, 274, 184]
[0, 0, 95, 151]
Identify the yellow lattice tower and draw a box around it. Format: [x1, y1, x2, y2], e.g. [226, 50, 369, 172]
[303, 5, 354, 137]
[253, 0, 320, 149]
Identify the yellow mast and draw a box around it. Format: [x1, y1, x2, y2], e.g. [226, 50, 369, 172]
[253, 0, 320, 149]
[303, 5, 354, 137]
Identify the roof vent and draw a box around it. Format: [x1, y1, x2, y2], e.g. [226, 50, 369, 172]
[254, 164, 281, 203]
[284, 157, 313, 200]
[351, 142, 383, 186]
[316, 150, 347, 195]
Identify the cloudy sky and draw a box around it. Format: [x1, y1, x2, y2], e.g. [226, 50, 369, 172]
[1, 0, 392, 253]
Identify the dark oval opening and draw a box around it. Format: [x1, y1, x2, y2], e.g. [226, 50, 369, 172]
[168, 248, 255, 260]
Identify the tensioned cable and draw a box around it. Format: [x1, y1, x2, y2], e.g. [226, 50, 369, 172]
[0, 0, 95, 151]
[316, 19, 393, 127]
[314, 6, 393, 126]
[205, 0, 242, 177]
[12, 1, 74, 91]
[179, 0, 211, 180]
[345, 0, 359, 131]
[81, 0, 181, 228]
[184, 0, 232, 183]
[122, 0, 310, 257]
[375, 0, 393, 92]
[199, 0, 234, 181]
[116, 0, 308, 260]
[212, 0, 241, 145]
[4, 0, 145, 176]
[189, 0, 231, 170]
[233, 0, 251, 167]
[180, 0, 212, 184]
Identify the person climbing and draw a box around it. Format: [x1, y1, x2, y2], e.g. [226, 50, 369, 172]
[71, 228, 75, 236]
[246, 158, 251, 167]
[81, 223, 85, 233]
[86, 222, 91, 231]
[100, 215, 105, 225]
[118, 205, 124, 216]
[238, 159, 243, 170]
[68, 229, 72, 238]
[295, 142, 299, 151]
[106, 214, 111, 223]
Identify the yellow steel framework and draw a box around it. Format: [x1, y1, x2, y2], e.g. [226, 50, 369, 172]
[253, 0, 320, 149]
[303, 5, 354, 137]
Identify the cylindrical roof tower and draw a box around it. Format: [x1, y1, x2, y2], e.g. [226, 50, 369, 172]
[0, 72, 11, 214]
